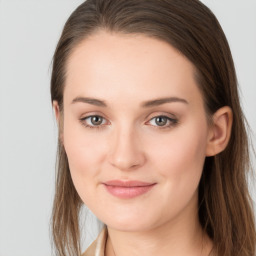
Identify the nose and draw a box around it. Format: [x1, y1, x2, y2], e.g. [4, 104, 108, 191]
[108, 125, 146, 171]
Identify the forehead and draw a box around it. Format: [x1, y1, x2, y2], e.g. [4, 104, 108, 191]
[64, 30, 203, 108]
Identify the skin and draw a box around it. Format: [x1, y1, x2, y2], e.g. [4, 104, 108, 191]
[53, 30, 232, 256]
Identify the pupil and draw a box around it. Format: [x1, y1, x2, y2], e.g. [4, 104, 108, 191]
[156, 117, 167, 126]
[92, 116, 102, 125]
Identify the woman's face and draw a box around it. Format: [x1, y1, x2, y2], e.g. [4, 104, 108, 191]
[61, 31, 211, 231]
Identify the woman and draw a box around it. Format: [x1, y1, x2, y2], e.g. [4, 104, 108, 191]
[50, 0, 256, 255]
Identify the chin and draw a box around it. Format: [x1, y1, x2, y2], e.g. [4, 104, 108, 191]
[102, 214, 159, 232]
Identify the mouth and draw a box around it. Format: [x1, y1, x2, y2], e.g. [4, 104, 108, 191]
[102, 180, 156, 199]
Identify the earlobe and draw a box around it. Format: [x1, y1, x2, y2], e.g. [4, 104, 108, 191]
[206, 106, 233, 156]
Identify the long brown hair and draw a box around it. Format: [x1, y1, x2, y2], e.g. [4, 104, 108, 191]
[50, 0, 256, 255]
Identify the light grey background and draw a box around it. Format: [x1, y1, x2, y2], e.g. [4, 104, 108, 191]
[0, 1, 255, 255]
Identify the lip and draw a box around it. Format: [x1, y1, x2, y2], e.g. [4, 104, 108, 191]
[102, 180, 156, 199]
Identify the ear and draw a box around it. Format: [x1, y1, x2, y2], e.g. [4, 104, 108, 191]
[52, 100, 64, 144]
[206, 106, 233, 156]
[53, 100, 60, 123]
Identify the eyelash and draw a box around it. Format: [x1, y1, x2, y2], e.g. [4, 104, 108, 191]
[79, 114, 178, 130]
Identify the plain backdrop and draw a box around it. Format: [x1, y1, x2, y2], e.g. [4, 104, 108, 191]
[0, 0, 255, 255]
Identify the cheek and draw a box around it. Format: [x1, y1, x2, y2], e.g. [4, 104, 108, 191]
[64, 133, 103, 172]
[63, 111, 107, 169]
[149, 122, 208, 195]
[62, 118, 106, 201]
[159, 131, 206, 172]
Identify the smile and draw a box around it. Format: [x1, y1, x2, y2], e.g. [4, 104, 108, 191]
[102, 180, 156, 199]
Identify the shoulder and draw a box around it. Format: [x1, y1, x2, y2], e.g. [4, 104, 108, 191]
[81, 226, 108, 256]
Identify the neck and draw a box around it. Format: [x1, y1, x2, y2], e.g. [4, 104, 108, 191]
[105, 207, 213, 256]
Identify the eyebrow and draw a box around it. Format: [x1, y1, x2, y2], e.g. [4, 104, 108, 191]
[71, 96, 188, 107]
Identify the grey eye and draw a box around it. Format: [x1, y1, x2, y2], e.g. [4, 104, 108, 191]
[155, 116, 168, 126]
[90, 116, 103, 126]
[147, 115, 178, 129]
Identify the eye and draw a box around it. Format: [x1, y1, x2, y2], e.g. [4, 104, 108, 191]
[80, 115, 108, 129]
[147, 115, 178, 129]
[80, 114, 178, 130]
